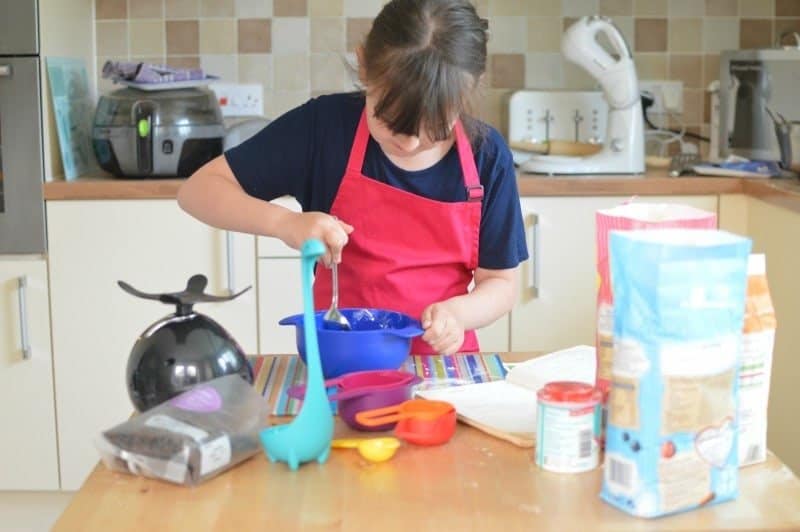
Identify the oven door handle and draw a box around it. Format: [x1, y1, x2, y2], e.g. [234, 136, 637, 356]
[18, 276, 31, 359]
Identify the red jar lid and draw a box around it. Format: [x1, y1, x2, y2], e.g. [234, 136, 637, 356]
[537, 381, 601, 404]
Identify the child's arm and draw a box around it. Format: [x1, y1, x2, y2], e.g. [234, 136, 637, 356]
[177, 155, 353, 264]
[421, 266, 517, 354]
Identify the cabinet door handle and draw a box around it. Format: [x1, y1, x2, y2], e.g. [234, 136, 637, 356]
[225, 231, 235, 295]
[526, 213, 539, 299]
[17, 276, 31, 359]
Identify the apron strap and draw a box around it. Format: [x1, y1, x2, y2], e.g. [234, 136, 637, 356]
[453, 120, 484, 202]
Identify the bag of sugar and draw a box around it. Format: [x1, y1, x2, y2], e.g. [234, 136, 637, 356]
[601, 229, 751, 518]
[739, 254, 776, 467]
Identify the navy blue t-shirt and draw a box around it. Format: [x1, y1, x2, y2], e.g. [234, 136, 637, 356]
[225, 92, 528, 270]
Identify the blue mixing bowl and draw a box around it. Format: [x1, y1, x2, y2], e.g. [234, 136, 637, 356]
[278, 308, 424, 379]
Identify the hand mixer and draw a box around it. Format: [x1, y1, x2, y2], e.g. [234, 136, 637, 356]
[521, 16, 645, 175]
[259, 238, 334, 470]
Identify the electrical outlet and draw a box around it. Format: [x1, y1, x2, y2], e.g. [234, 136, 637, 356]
[209, 83, 264, 117]
[639, 80, 683, 125]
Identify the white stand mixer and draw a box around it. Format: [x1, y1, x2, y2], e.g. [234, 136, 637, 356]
[521, 16, 645, 175]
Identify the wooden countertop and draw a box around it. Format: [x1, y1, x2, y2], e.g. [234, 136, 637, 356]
[53, 426, 800, 531]
[42, 172, 800, 214]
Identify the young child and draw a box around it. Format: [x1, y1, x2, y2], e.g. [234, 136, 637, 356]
[177, 0, 528, 355]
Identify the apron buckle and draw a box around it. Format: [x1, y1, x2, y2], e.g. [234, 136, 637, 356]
[466, 184, 484, 202]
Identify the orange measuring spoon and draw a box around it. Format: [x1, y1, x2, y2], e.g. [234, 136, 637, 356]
[355, 399, 454, 427]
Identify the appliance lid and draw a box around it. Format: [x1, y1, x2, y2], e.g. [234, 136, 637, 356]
[94, 87, 223, 127]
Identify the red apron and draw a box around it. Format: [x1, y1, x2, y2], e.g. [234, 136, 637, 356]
[313, 110, 484, 354]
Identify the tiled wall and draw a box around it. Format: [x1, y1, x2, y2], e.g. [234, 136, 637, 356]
[95, 0, 799, 143]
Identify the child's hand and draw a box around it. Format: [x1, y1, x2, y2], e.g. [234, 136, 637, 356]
[278, 212, 354, 265]
[420, 303, 464, 355]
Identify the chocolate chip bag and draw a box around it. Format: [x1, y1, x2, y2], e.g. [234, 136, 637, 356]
[95, 374, 268, 486]
[601, 229, 751, 518]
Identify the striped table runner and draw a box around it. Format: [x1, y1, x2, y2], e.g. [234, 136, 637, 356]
[250, 354, 507, 416]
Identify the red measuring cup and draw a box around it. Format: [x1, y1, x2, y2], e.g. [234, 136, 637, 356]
[355, 399, 457, 446]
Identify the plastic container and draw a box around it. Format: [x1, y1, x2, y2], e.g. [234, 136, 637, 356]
[286, 369, 421, 431]
[356, 399, 457, 446]
[536, 381, 602, 473]
[279, 308, 423, 379]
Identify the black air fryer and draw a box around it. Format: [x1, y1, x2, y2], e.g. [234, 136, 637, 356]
[92, 87, 224, 178]
[119, 274, 253, 412]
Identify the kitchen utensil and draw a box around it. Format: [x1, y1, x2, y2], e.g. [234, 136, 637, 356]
[287, 369, 421, 431]
[331, 437, 401, 463]
[520, 16, 644, 175]
[356, 399, 457, 446]
[509, 140, 602, 156]
[118, 274, 253, 412]
[323, 260, 351, 330]
[260, 239, 334, 471]
[279, 308, 423, 379]
[765, 106, 793, 170]
[668, 153, 702, 177]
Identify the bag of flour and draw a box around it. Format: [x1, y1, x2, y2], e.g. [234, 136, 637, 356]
[738, 254, 776, 467]
[595, 203, 717, 398]
[601, 229, 751, 518]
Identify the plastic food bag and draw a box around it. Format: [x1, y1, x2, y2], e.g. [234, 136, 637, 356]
[95, 374, 268, 486]
[738, 254, 776, 467]
[601, 229, 751, 518]
[595, 202, 717, 397]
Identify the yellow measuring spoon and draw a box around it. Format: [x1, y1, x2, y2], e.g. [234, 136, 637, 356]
[331, 437, 401, 463]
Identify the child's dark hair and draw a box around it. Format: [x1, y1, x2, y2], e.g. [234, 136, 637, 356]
[361, 0, 489, 142]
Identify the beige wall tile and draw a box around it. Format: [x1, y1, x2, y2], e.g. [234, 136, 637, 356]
[562, 0, 600, 16]
[609, 16, 635, 46]
[311, 17, 345, 53]
[235, 0, 273, 17]
[167, 55, 201, 68]
[274, 0, 307, 16]
[740, 0, 774, 17]
[200, 53, 237, 80]
[474, 0, 489, 17]
[563, 59, 597, 88]
[490, 53, 525, 88]
[635, 18, 668, 51]
[238, 53, 272, 87]
[524, 52, 564, 88]
[600, 0, 633, 15]
[238, 18, 271, 53]
[96, 21, 129, 57]
[274, 53, 310, 89]
[130, 0, 164, 18]
[487, 17, 527, 53]
[705, 0, 738, 16]
[777, 0, 800, 16]
[476, 88, 509, 134]
[164, 0, 200, 18]
[703, 17, 739, 52]
[635, 52, 668, 78]
[634, 0, 668, 16]
[200, 0, 235, 17]
[668, 54, 702, 88]
[668, 18, 702, 51]
[682, 88, 704, 124]
[703, 53, 719, 85]
[343, 0, 384, 17]
[166, 20, 199, 54]
[527, 0, 561, 16]
[310, 52, 347, 90]
[740, 18, 774, 49]
[199, 19, 237, 54]
[527, 17, 562, 52]
[272, 18, 310, 53]
[166, 0, 199, 18]
[668, 0, 703, 16]
[96, 0, 127, 19]
[130, 20, 166, 56]
[489, 0, 529, 16]
[266, 89, 311, 116]
[310, 0, 342, 16]
[346, 17, 372, 51]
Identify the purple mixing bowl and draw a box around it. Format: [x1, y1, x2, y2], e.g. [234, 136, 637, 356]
[287, 369, 421, 431]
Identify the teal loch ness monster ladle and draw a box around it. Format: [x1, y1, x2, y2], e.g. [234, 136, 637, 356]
[259, 239, 334, 470]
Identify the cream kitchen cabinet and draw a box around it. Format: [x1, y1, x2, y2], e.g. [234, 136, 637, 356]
[0, 258, 59, 490]
[47, 200, 257, 490]
[511, 195, 719, 352]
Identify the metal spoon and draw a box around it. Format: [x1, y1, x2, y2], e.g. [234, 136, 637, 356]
[323, 225, 351, 330]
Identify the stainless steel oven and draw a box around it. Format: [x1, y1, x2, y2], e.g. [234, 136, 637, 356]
[0, 0, 46, 253]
